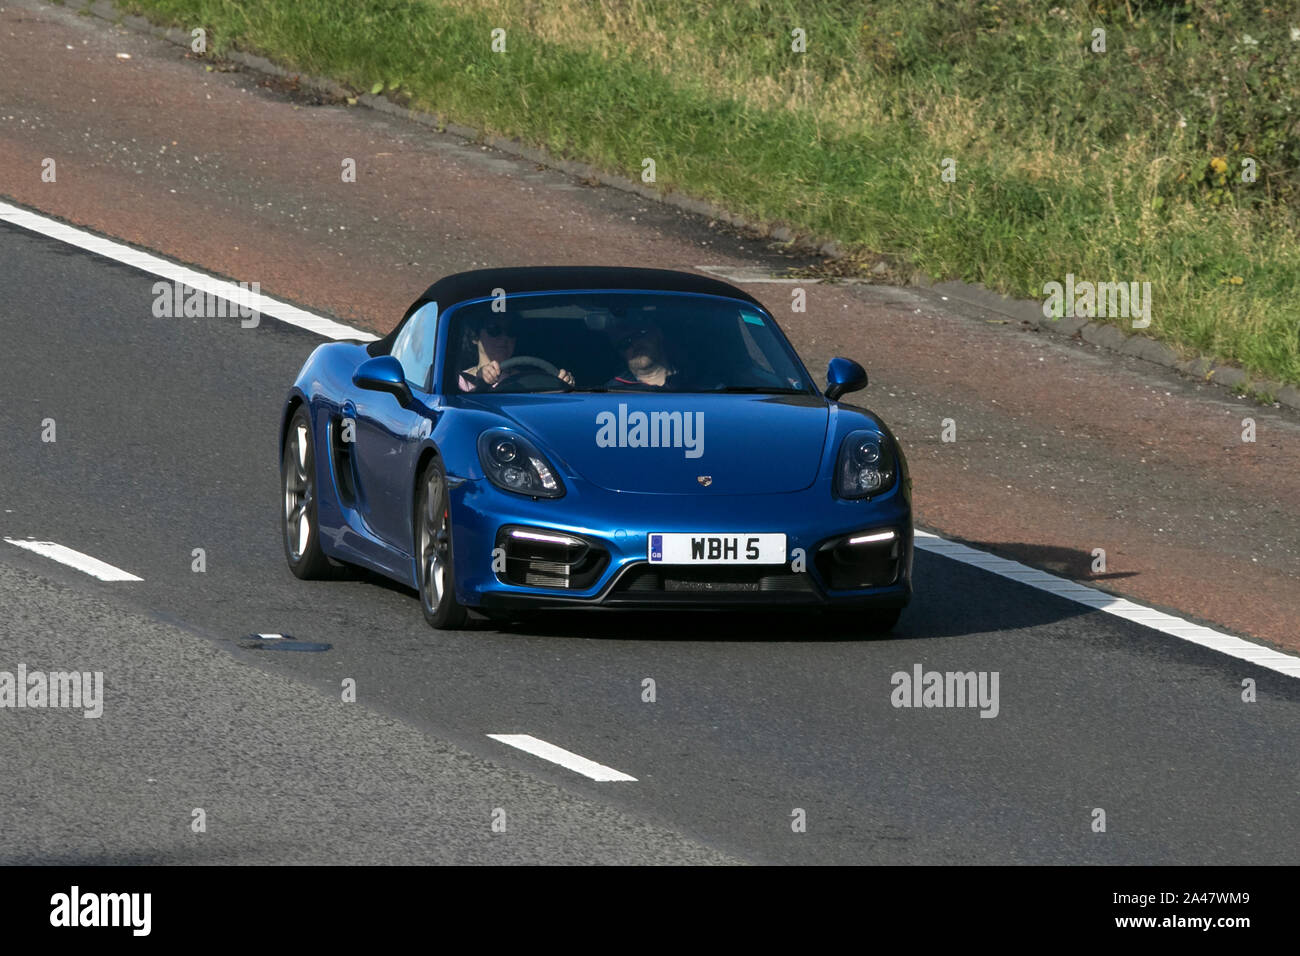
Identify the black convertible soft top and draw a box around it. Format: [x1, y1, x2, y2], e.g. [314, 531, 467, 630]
[369, 266, 766, 355]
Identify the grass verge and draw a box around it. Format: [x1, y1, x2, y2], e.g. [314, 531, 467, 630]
[116, 0, 1300, 386]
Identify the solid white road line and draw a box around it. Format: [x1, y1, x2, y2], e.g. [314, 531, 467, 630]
[4, 199, 1296, 677]
[914, 530, 1300, 679]
[487, 734, 637, 782]
[0, 200, 378, 342]
[4, 539, 143, 582]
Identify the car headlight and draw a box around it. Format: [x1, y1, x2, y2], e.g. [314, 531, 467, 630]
[834, 429, 897, 499]
[477, 429, 565, 498]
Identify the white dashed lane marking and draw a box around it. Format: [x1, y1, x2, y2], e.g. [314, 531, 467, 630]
[488, 734, 637, 782]
[3, 539, 143, 582]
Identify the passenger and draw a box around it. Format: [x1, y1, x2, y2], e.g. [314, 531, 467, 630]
[604, 319, 681, 389]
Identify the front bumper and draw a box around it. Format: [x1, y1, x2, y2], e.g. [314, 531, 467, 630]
[449, 475, 912, 610]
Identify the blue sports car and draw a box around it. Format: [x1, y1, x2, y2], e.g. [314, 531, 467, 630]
[280, 267, 912, 631]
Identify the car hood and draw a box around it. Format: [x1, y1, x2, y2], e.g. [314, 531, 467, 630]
[468, 393, 830, 494]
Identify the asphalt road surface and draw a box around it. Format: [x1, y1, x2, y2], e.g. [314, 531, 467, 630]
[4, 0, 1299, 653]
[2, 223, 1297, 864]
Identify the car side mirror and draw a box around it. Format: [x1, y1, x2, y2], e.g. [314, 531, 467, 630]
[825, 357, 867, 401]
[354, 355, 413, 406]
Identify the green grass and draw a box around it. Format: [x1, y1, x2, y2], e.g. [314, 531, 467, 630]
[118, 0, 1300, 386]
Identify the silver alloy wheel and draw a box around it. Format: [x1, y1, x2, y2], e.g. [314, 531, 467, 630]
[284, 423, 313, 561]
[420, 471, 449, 615]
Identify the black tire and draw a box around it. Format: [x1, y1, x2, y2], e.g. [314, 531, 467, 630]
[281, 406, 333, 580]
[415, 458, 469, 630]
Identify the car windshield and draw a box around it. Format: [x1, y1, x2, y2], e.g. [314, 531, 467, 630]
[443, 290, 813, 395]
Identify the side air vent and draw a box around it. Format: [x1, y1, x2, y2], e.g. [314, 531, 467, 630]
[330, 416, 360, 507]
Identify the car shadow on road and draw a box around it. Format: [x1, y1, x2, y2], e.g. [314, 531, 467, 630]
[478, 549, 1102, 643]
[890, 548, 1104, 639]
[946, 539, 1139, 583]
[326, 541, 1109, 641]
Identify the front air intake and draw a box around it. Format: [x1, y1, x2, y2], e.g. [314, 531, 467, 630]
[815, 529, 902, 590]
[495, 526, 607, 590]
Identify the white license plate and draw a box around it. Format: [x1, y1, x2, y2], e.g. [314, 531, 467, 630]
[647, 533, 786, 564]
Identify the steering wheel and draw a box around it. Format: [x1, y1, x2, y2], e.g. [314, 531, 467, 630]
[489, 355, 570, 392]
[498, 355, 561, 377]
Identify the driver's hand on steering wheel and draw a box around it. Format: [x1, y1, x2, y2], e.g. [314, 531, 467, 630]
[482, 360, 573, 388]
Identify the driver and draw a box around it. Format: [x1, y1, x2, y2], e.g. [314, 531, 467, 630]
[458, 316, 575, 392]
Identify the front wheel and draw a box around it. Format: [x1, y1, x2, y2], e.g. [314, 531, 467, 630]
[282, 406, 332, 579]
[415, 458, 468, 630]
